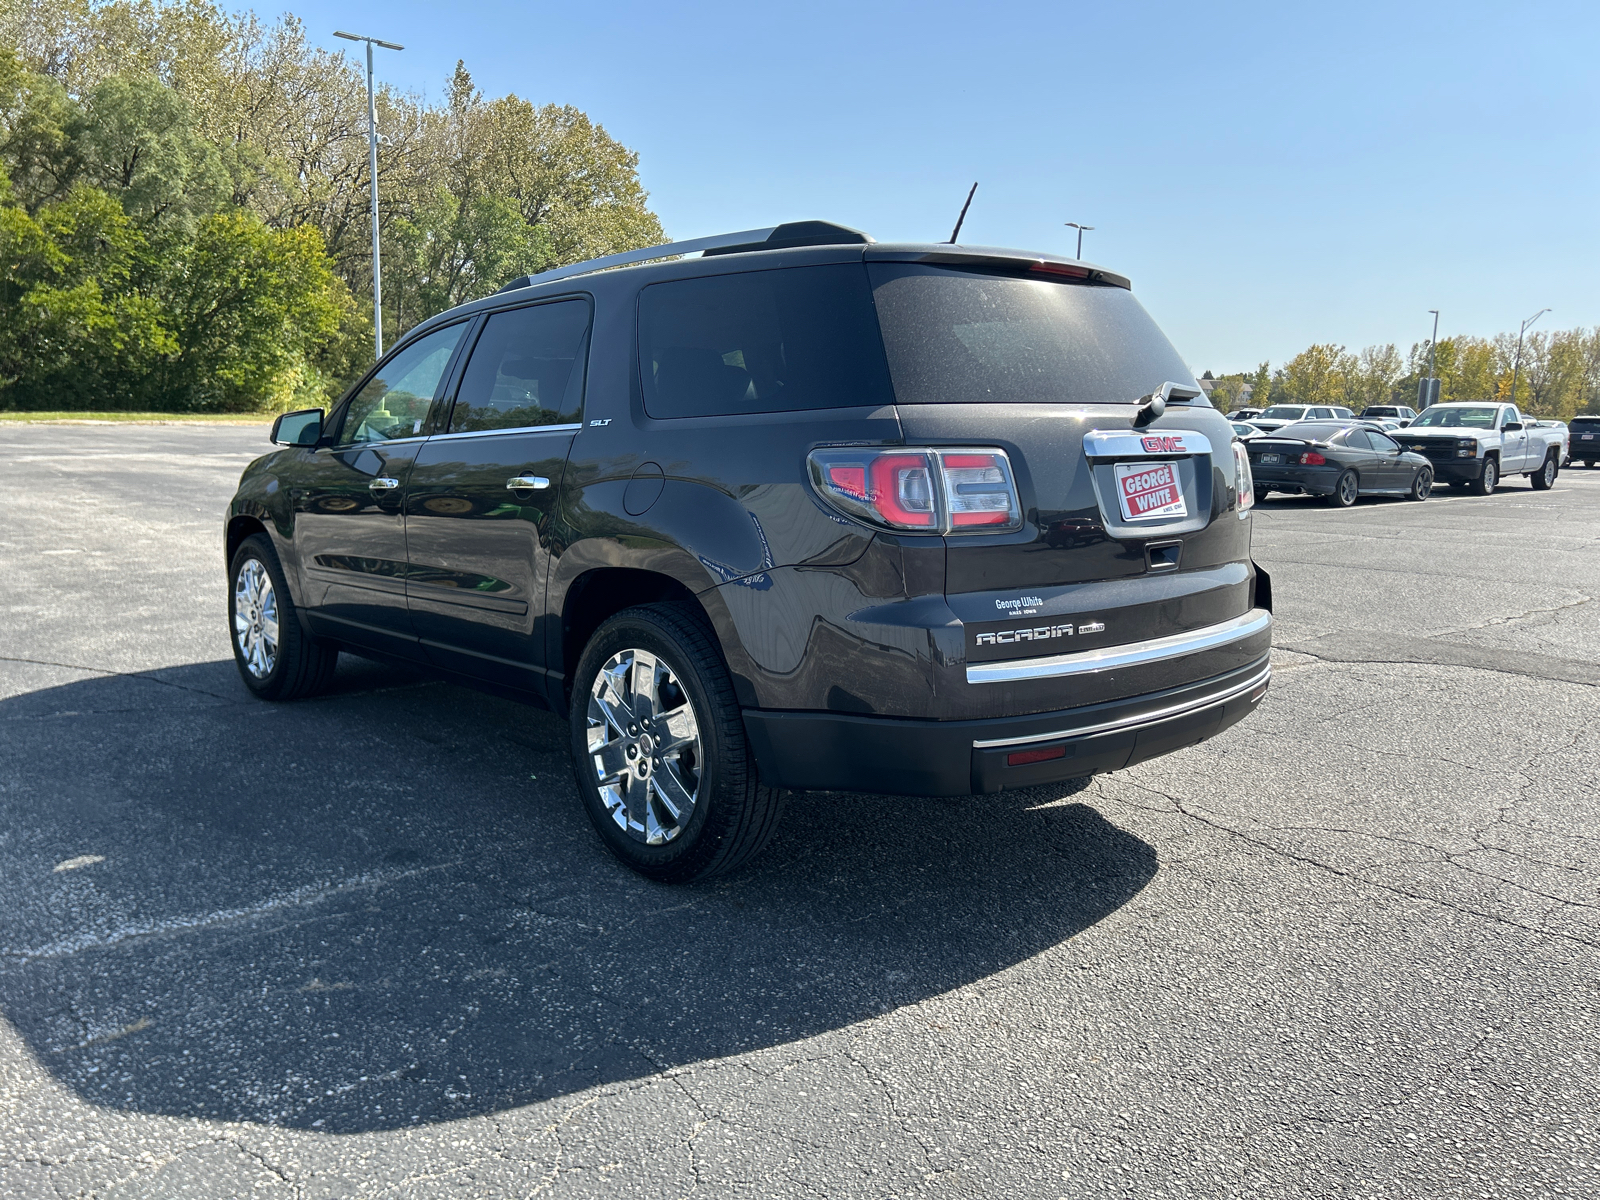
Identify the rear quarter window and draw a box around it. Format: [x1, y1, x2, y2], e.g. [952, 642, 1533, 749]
[637, 264, 894, 418]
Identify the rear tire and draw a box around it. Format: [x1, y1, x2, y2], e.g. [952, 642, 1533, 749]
[1253, 486, 1271, 504]
[1470, 456, 1499, 496]
[1530, 451, 1557, 491]
[1407, 466, 1433, 501]
[228, 534, 338, 700]
[1326, 470, 1359, 508]
[569, 603, 785, 883]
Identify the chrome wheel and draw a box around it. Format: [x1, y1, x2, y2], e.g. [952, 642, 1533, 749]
[586, 648, 703, 845]
[232, 558, 279, 679]
[1338, 472, 1359, 505]
[1414, 467, 1433, 499]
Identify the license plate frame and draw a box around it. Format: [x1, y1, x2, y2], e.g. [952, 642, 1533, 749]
[1113, 459, 1187, 522]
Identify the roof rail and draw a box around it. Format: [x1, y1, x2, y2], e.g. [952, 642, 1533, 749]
[495, 221, 873, 294]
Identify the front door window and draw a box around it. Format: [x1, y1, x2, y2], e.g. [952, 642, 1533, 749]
[337, 324, 467, 445]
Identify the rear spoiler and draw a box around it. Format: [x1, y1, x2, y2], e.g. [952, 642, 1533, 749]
[864, 244, 1132, 290]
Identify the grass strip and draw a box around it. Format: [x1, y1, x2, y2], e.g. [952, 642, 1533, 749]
[0, 411, 273, 424]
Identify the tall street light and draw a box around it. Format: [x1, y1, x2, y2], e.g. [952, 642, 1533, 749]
[335, 30, 404, 360]
[1509, 307, 1550, 413]
[1064, 222, 1094, 259]
[1422, 309, 1440, 408]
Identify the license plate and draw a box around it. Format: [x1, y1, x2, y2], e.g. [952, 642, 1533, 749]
[1583, 434, 1594, 440]
[1114, 460, 1187, 521]
[1258, 453, 1281, 464]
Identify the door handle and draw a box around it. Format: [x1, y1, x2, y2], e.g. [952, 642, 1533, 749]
[368, 477, 400, 492]
[507, 476, 550, 490]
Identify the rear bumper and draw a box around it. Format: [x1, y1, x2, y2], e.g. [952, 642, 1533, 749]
[743, 654, 1271, 797]
[1251, 464, 1339, 495]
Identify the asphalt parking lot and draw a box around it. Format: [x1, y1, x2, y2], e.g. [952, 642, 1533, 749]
[2, 421, 1597, 1199]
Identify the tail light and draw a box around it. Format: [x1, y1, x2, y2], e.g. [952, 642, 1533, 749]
[809, 447, 1022, 533]
[1232, 441, 1255, 512]
[1300, 450, 1327, 465]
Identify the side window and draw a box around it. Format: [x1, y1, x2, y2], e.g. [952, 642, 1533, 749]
[448, 300, 591, 433]
[336, 324, 466, 446]
[1310, 407, 1333, 419]
[1342, 429, 1373, 450]
[638, 265, 894, 419]
[1370, 431, 1400, 453]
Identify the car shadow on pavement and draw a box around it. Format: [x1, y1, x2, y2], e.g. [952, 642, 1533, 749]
[0, 657, 1157, 1132]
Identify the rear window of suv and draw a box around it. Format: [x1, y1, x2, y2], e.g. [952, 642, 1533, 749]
[867, 264, 1196, 407]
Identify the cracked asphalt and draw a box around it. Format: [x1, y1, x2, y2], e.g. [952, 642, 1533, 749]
[1, 421, 1597, 1198]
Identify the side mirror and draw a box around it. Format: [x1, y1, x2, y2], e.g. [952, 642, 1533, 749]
[270, 408, 323, 447]
[1502, 421, 1523, 432]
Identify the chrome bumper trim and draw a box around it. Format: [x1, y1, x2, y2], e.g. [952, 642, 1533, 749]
[972, 661, 1271, 750]
[966, 608, 1272, 685]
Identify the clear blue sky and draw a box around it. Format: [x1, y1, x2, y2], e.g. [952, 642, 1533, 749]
[295, 0, 1598, 375]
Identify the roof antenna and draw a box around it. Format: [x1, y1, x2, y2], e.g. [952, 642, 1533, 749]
[946, 182, 978, 244]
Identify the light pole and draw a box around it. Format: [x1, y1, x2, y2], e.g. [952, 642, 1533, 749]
[1065, 222, 1094, 259]
[1509, 307, 1549, 413]
[335, 30, 404, 360]
[1422, 309, 1439, 408]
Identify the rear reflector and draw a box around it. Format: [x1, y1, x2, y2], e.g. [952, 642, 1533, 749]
[1007, 744, 1067, 766]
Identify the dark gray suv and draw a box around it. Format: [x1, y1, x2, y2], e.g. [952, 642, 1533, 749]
[226, 220, 1273, 881]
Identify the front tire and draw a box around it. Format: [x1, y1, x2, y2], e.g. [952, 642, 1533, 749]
[228, 534, 338, 700]
[1470, 456, 1499, 496]
[1326, 470, 1359, 508]
[1530, 451, 1557, 491]
[569, 604, 785, 883]
[1407, 466, 1434, 501]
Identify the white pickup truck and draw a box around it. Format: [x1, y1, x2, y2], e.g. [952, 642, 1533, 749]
[1392, 402, 1568, 495]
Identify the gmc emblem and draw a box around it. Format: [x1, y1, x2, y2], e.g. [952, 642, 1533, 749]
[1141, 435, 1186, 454]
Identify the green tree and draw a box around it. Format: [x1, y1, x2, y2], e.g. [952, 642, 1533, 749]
[1279, 344, 1348, 406]
[390, 186, 549, 333]
[77, 70, 229, 230]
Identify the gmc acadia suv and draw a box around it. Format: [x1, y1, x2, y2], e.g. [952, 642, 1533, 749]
[225, 221, 1273, 881]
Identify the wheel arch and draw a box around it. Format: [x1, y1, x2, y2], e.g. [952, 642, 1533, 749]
[558, 566, 756, 709]
[226, 513, 269, 566]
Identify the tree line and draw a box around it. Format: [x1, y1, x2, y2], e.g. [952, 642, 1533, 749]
[0, 0, 663, 412]
[1205, 327, 1600, 421]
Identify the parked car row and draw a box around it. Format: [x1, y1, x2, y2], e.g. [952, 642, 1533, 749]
[1243, 402, 1569, 505]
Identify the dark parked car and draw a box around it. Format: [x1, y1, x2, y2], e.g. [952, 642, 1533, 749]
[226, 221, 1272, 881]
[1247, 421, 1433, 506]
[1570, 416, 1600, 467]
